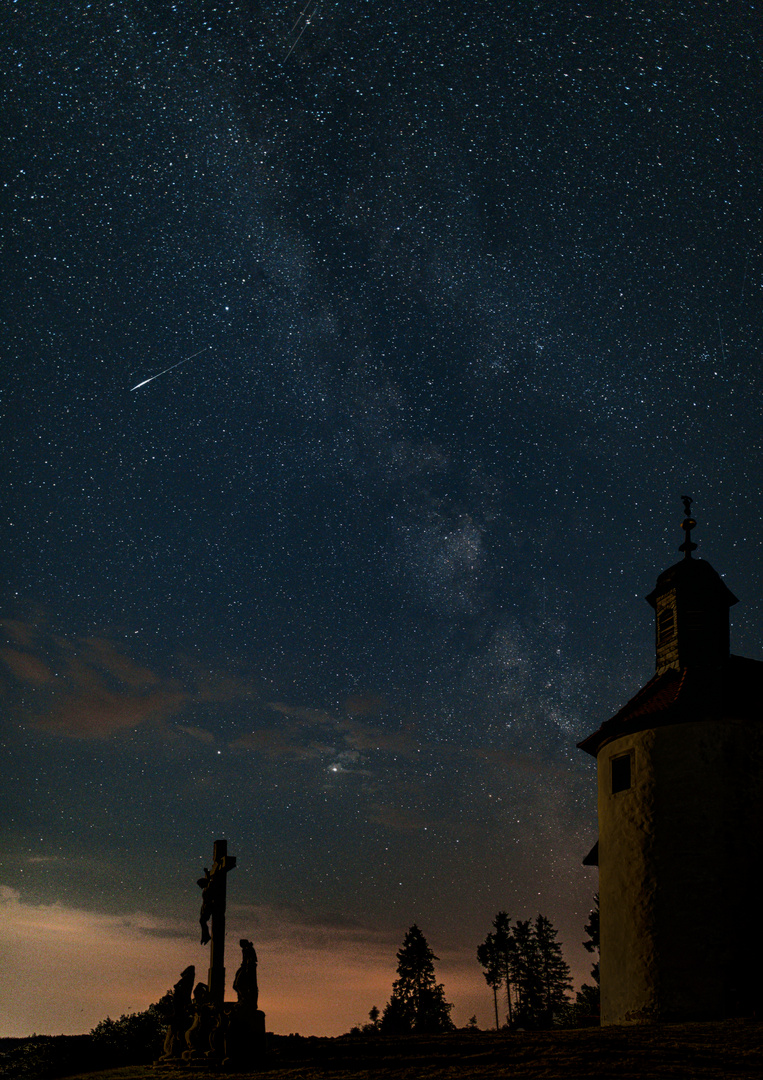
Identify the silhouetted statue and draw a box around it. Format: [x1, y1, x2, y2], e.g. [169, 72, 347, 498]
[158, 964, 195, 1061]
[197, 852, 235, 945]
[209, 1004, 229, 1059]
[233, 939, 259, 1009]
[184, 981, 216, 1058]
[196, 839, 236, 1007]
[225, 938, 266, 1067]
[197, 867, 216, 945]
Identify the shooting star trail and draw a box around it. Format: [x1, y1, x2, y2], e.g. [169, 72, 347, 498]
[130, 346, 211, 391]
[717, 316, 727, 362]
[284, 0, 318, 61]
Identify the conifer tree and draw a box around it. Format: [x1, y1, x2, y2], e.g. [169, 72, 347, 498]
[509, 918, 544, 1025]
[381, 924, 455, 1033]
[492, 911, 515, 1026]
[583, 893, 600, 985]
[478, 911, 517, 1028]
[533, 914, 573, 1024]
[576, 894, 600, 1017]
[479, 912, 573, 1029]
[476, 930, 502, 1029]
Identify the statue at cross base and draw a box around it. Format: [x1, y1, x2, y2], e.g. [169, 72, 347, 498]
[227, 938, 267, 1067]
[233, 939, 259, 1009]
[156, 965, 195, 1062]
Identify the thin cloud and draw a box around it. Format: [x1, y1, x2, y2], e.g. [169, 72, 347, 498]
[265, 701, 335, 723]
[176, 724, 216, 744]
[367, 804, 432, 832]
[233, 701, 424, 771]
[343, 692, 387, 717]
[193, 670, 260, 704]
[81, 637, 161, 690]
[32, 684, 190, 739]
[2, 619, 261, 740]
[337, 714, 422, 756]
[0, 618, 38, 648]
[232, 723, 325, 760]
[0, 648, 54, 684]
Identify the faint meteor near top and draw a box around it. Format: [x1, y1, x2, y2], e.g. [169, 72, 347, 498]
[284, 0, 318, 61]
[130, 346, 211, 391]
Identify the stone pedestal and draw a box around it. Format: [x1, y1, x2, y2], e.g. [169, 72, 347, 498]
[223, 1006, 267, 1068]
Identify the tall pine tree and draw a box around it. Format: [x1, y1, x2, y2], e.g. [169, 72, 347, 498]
[492, 911, 515, 1027]
[575, 894, 600, 1018]
[476, 930, 502, 1029]
[533, 914, 573, 1025]
[479, 913, 573, 1029]
[381, 925, 454, 1034]
[509, 919, 544, 1025]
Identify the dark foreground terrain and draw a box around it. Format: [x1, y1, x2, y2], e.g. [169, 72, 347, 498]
[3, 1022, 763, 1080]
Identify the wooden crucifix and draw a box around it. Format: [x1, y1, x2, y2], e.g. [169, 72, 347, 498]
[196, 838, 236, 1007]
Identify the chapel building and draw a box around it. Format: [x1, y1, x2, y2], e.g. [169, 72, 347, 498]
[578, 501, 763, 1024]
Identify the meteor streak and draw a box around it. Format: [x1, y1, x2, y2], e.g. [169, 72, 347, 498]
[284, 0, 318, 61]
[130, 346, 210, 391]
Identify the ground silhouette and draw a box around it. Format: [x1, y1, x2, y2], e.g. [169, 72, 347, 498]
[4, 1020, 763, 1080]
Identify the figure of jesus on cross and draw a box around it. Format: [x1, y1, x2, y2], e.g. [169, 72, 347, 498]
[196, 838, 236, 1007]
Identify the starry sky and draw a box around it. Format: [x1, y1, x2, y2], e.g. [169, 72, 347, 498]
[2, 0, 763, 1038]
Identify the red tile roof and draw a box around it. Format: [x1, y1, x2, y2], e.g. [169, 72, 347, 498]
[578, 654, 763, 757]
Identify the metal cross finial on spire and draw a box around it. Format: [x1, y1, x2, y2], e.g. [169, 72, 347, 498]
[678, 495, 697, 559]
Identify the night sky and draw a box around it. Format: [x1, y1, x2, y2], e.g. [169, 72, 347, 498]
[3, 0, 763, 1037]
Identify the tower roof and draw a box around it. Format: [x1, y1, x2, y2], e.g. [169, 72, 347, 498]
[645, 555, 738, 611]
[578, 498, 758, 758]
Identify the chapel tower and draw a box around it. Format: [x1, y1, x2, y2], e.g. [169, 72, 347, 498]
[578, 499, 763, 1024]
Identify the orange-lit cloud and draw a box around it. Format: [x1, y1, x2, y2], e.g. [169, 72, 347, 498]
[81, 637, 161, 690]
[232, 700, 425, 765]
[1, 886, 195, 1037]
[0, 618, 38, 648]
[344, 692, 387, 717]
[1, 618, 189, 738]
[34, 684, 190, 739]
[0, 618, 264, 741]
[0, 648, 54, 684]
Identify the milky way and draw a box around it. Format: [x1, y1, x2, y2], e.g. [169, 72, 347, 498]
[2, 1, 762, 1036]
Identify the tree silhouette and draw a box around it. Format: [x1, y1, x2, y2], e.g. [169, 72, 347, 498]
[493, 911, 515, 1026]
[479, 912, 572, 1029]
[509, 918, 544, 1025]
[476, 930, 502, 1029]
[381, 924, 455, 1033]
[583, 893, 600, 982]
[576, 894, 600, 1018]
[477, 911, 515, 1028]
[533, 914, 573, 1024]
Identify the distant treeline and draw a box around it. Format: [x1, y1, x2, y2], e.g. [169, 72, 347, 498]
[478, 902, 600, 1030]
[351, 901, 600, 1036]
[0, 1017, 163, 1080]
